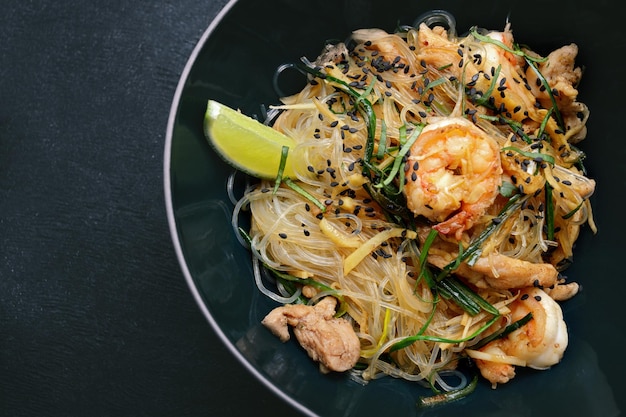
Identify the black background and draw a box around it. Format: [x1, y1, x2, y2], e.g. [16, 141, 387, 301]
[1, 1, 296, 415]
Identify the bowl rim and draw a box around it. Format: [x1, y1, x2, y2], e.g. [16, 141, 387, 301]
[162, 1, 315, 416]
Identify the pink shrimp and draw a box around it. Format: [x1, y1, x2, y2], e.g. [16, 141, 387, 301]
[472, 287, 568, 386]
[404, 117, 502, 240]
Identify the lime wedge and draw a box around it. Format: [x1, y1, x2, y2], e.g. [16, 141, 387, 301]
[203, 100, 296, 179]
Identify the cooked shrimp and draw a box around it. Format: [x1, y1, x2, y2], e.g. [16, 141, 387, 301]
[469, 287, 568, 386]
[404, 117, 502, 240]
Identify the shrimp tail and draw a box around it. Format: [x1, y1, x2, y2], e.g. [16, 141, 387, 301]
[433, 210, 470, 240]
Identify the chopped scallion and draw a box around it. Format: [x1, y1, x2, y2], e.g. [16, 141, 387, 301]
[501, 146, 555, 165]
[284, 177, 326, 212]
[273, 145, 289, 194]
[417, 375, 478, 408]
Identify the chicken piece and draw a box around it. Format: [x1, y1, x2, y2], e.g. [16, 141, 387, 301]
[261, 297, 360, 373]
[420, 227, 559, 290]
[465, 254, 558, 290]
[530, 44, 582, 107]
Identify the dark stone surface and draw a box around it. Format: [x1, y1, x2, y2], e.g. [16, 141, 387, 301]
[0, 1, 296, 415]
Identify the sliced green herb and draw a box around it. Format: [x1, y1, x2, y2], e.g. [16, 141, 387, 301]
[418, 229, 438, 288]
[499, 181, 518, 197]
[562, 200, 584, 220]
[537, 107, 553, 140]
[524, 57, 565, 132]
[479, 114, 532, 144]
[390, 314, 500, 352]
[472, 65, 501, 106]
[425, 76, 449, 91]
[501, 146, 555, 165]
[544, 182, 555, 240]
[471, 312, 533, 350]
[469, 28, 547, 64]
[417, 375, 478, 408]
[380, 124, 423, 187]
[376, 119, 388, 159]
[284, 177, 326, 212]
[273, 145, 289, 194]
[439, 193, 526, 273]
[419, 229, 496, 316]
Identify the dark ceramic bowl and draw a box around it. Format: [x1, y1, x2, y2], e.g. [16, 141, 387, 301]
[165, 0, 625, 415]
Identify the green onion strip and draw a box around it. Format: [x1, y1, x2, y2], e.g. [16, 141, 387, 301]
[284, 177, 326, 212]
[501, 146, 555, 165]
[273, 145, 290, 194]
[380, 124, 423, 188]
[417, 375, 478, 408]
[544, 182, 555, 240]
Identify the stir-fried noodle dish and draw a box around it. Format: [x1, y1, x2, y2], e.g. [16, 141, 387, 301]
[228, 11, 596, 402]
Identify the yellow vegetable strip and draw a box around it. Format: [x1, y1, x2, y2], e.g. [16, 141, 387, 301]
[361, 308, 392, 358]
[319, 218, 362, 248]
[343, 228, 417, 275]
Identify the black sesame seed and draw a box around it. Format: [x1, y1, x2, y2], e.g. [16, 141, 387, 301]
[521, 293, 529, 300]
[278, 233, 287, 239]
